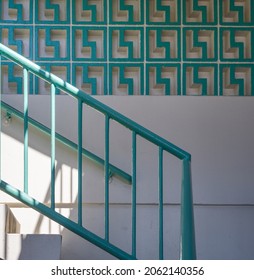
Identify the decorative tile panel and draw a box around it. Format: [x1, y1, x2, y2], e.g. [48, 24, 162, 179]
[109, 64, 144, 95]
[0, 0, 33, 23]
[109, 0, 144, 24]
[147, 28, 180, 61]
[0, 27, 33, 59]
[146, 0, 180, 25]
[72, 27, 107, 61]
[1, 62, 33, 94]
[220, 0, 253, 25]
[220, 64, 253, 96]
[183, 0, 217, 25]
[73, 0, 106, 24]
[35, 27, 70, 61]
[183, 28, 217, 61]
[146, 64, 180, 95]
[220, 28, 253, 61]
[0, 1, 253, 96]
[35, 0, 70, 24]
[72, 64, 107, 95]
[183, 64, 218, 96]
[109, 28, 144, 61]
[34, 63, 70, 94]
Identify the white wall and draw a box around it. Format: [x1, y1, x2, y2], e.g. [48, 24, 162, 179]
[1, 95, 254, 259]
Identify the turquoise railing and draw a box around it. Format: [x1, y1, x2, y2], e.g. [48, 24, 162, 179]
[0, 43, 196, 260]
[0, 101, 132, 184]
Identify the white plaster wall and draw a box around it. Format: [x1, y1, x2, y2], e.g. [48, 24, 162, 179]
[1, 95, 254, 260]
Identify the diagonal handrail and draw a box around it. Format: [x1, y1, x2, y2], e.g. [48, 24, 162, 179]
[0, 43, 196, 260]
[0, 43, 189, 160]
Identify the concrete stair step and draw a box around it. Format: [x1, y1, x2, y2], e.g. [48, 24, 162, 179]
[6, 233, 62, 260]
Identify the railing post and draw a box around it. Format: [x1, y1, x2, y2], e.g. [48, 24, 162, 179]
[104, 115, 110, 241]
[180, 158, 196, 260]
[132, 131, 137, 257]
[78, 99, 83, 226]
[0, 54, 2, 182]
[51, 84, 56, 209]
[158, 147, 164, 260]
[23, 68, 29, 194]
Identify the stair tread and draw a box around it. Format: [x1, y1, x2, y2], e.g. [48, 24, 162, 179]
[6, 233, 62, 260]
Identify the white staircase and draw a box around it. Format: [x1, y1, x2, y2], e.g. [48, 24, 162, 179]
[0, 204, 62, 260]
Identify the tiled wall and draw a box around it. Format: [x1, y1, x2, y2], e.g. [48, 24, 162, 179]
[0, 0, 253, 95]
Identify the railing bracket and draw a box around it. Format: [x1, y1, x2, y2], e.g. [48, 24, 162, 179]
[2, 112, 12, 126]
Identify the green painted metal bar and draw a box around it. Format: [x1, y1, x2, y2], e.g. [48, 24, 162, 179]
[0, 179, 136, 260]
[0, 101, 132, 184]
[104, 115, 110, 241]
[23, 68, 29, 194]
[180, 159, 196, 260]
[0, 43, 190, 161]
[158, 147, 164, 260]
[78, 99, 83, 226]
[132, 131, 137, 258]
[51, 84, 56, 210]
[0, 55, 1, 182]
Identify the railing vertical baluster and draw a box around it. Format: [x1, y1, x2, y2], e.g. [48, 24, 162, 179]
[78, 99, 83, 226]
[105, 115, 110, 241]
[158, 147, 164, 259]
[23, 68, 29, 194]
[132, 131, 137, 257]
[0, 55, 1, 182]
[51, 84, 56, 209]
[180, 159, 196, 260]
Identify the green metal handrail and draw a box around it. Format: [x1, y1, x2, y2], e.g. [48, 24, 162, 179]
[0, 101, 132, 184]
[0, 43, 196, 260]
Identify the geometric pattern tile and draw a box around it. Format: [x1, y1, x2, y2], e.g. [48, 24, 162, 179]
[146, 0, 180, 25]
[1, 62, 31, 94]
[220, 64, 254, 96]
[0, 0, 33, 23]
[183, 0, 218, 25]
[220, 28, 253, 61]
[109, 28, 144, 61]
[73, 0, 107, 24]
[183, 28, 217, 61]
[109, 0, 144, 24]
[0, 26, 33, 59]
[147, 28, 181, 61]
[34, 63, 71, 95]
[109, 64, 144, 95]
[35, 0, 70, 24]
[73, 64, 107, 95]
[35, 27, 70, 61]
[0, 0, 253, 96]
[220, 0, 254, 25]
[146, 64, 181, 95]
[183, 64, 218, 95]
[72, 27, 107, 61]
